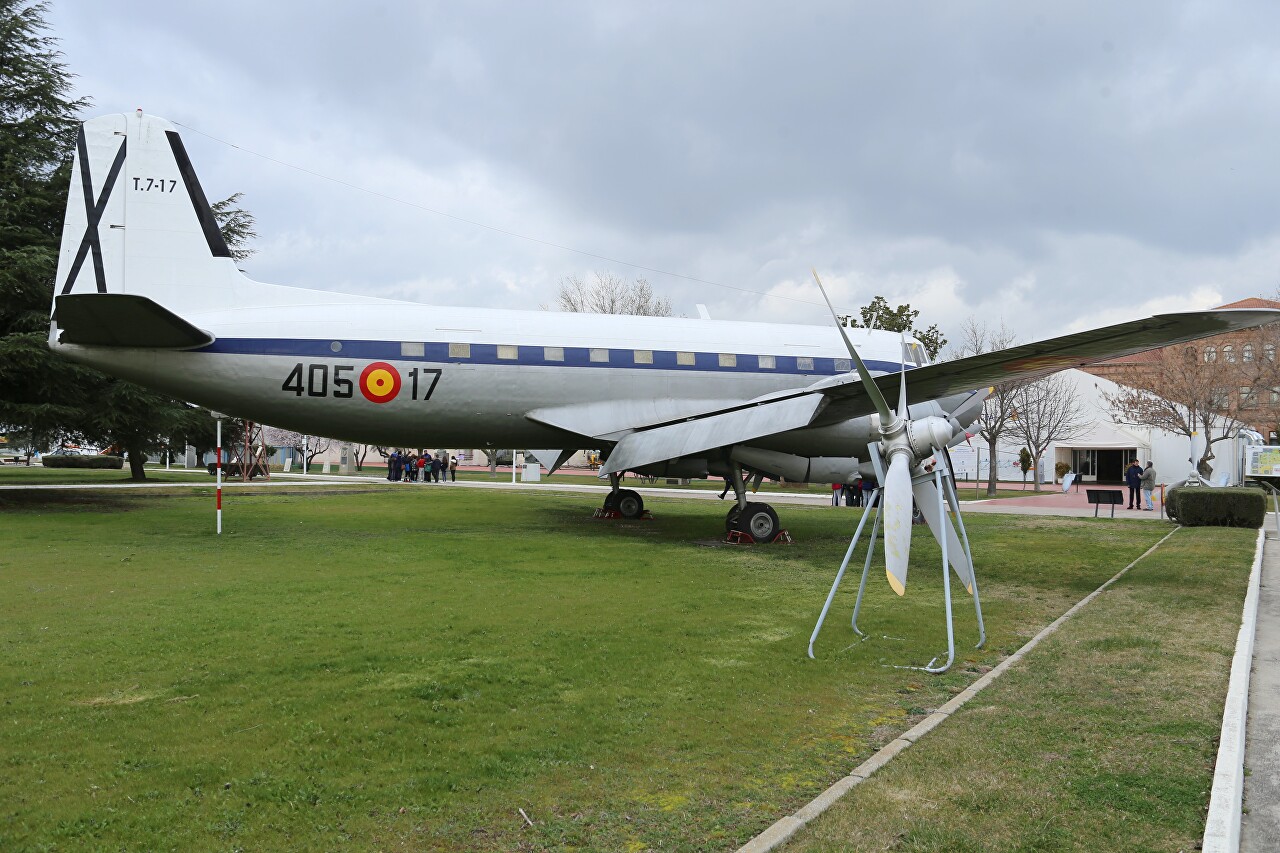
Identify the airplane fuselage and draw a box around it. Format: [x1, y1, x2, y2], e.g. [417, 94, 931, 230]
[55, 296, 924, 457]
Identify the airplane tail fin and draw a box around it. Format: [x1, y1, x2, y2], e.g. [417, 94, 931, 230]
[53, 111, 242, 321]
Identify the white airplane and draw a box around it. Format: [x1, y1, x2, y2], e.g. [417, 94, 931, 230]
[50, 111, 1279, 598]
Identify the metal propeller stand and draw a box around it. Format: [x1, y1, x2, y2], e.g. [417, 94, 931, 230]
[807, 445, 985, 673]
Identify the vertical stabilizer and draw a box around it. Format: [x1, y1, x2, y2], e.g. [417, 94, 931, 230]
[53, 112, 242, 318]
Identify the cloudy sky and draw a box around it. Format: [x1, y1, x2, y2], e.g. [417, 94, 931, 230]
[48, 1, 1280, 344]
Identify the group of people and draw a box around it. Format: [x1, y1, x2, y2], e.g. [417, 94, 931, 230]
[386, 450, 458, 483]
[1125, 459, 1158, 510]
[832, 475, 870, 506]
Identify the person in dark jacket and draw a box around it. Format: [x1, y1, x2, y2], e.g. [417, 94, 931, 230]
[1124, 459, 1143, 509]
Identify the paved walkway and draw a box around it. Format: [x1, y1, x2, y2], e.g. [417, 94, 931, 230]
[1242, 532, 1280, 851]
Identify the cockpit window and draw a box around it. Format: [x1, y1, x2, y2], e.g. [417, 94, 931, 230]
[902, 341, 927, 367]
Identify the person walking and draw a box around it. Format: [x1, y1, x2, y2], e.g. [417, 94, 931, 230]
[1140, 461, 1158, 511]
[416, 453, 426, 482]
[850, 475, 863, 507]
[1124, 459, 1143, 509]
[439, 452, 450, 483]
[449, 455, 458, 482]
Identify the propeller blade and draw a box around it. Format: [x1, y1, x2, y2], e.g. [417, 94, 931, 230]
[897, 333, 909, 418]
[912, 475, 975, 594]
[941, 443, 959, 495]
[882, 452, 913, 595]
[810, 269, 894, 428]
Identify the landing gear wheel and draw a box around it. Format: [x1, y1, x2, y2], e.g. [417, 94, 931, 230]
[603, 491, 619, 511]
[738, 502, 780, 542]
[616, 489, 644, 519]
[725, 504, 744, 532]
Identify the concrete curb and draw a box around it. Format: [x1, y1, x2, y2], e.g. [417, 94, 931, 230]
[735, 527, 1183, 853]
[1203, 527, 1266, 853]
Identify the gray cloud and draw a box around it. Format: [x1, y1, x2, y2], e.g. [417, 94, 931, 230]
[47, 0, 1280, 341]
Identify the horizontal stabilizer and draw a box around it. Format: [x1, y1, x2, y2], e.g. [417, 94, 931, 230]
[55, 294, 214, 349]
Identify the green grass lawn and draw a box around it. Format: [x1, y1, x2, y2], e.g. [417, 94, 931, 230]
[789, 525, 1256, 852]
[0, 487, 1250, 850]
[0, 464, 213, 486]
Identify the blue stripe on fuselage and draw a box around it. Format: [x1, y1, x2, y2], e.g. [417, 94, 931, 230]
[198, 337, 914, 376]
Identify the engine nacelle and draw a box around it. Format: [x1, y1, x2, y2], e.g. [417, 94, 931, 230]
[905, 416, 954, 460]
[730, 446, 862, 484]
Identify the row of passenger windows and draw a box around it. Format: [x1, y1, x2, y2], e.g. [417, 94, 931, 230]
[433, 341, 852, 371]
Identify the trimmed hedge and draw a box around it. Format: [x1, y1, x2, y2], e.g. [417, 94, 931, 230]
[41, 454, 124, 470]
[1165, 486, 1265, 528]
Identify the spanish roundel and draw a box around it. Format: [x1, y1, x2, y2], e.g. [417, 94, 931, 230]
[359, 362, 401, 403]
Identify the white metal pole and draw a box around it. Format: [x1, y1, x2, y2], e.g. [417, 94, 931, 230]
[303, 435, 309, 475]
[512, 450, 518, 484]
[215, 418, 222, 535]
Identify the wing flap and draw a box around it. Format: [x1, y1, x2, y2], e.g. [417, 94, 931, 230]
[55, 294, 214, 349]
[601, 393, 827, 475]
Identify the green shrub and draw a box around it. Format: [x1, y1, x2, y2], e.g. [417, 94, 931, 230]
[1055, 461, 1072, 481]
[41, 454, 124, 470]
[1169, 486, 1265, 528]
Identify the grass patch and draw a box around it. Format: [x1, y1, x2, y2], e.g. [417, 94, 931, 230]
[788, 526, 1255, 852]
[0, 486, 1232, 850]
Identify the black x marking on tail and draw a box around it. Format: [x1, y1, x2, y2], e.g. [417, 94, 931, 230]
[60, 127, 128, 295]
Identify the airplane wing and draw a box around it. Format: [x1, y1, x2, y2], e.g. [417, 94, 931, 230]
[601, 308, 1278, 475]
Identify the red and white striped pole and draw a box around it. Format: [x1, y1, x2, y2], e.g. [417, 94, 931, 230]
[213, 412, 224, 534]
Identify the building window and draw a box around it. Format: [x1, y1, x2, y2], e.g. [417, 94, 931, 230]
[633, 349, 653, 364]
[1211, 387, 1229, 408]
[1240, 386, 1258, 409]
[797, 356, 814, 371]
[1267, 344, 1277, 362]
[1184, 345, 1197, 361]
[758, 354, 775, 369]
[835, 358, 851, 372]
[1224, 344, 1236, 363]
[544, 346, 564, 362]
[449, 342, 470, 359]
[400, 341, 423, 357]
[719, 353, 737, 367]
[1204, 345, 1217, 363]
[1270, 387, 1280, 405]
[589, 348, 609, 363]
[1244, 343, 1255, 363]
[676, 351, 695, 366]
[497, 345, 518, 360]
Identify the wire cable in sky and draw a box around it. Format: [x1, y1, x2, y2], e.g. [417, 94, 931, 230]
[174, 120, 833, 310]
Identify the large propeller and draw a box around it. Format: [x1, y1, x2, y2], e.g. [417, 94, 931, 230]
[811, 270, 971, 596]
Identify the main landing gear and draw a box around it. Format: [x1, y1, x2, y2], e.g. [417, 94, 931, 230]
[595, 472, 646, 520]
[723, 462, 787, 544]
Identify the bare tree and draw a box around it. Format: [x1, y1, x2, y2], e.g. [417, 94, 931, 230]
[263, 427, 332, 468]
[556, 272, 673, 316]
[954, 319, 1025, 496]
[351, 443, 375, 471]
[1008, 373, 1089, 490]
[1101, 345, 1236, 479]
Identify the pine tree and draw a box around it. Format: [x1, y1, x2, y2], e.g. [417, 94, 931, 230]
[0, 0, 96, 452]
[0, 2, 251, 479]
